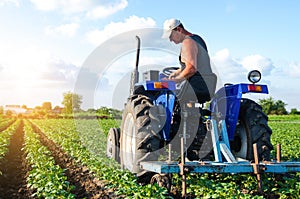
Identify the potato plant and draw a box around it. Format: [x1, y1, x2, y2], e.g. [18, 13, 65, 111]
[0, 120, 20, 160]
[23, 120, 75, 198]
[31, 119, 170, 198]
[19, 116, 298, 198]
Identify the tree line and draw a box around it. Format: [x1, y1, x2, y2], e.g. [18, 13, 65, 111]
[258, 97, 300, 115]
[1, 92, 298, 118]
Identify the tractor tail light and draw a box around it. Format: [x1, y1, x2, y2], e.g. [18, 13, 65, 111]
[248, 84, 262, 92]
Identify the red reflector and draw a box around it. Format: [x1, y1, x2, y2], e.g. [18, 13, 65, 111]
[248, 85, 262, 92]
[154, 82, 162, 88]
[161, 82, 169, 88]
[154, 82, 169, 89]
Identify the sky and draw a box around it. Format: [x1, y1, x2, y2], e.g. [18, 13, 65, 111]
[0, 0, 299, 111]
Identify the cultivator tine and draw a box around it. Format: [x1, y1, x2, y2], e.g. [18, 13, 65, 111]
[180, 105, 188, 198]
[253, 143, 263, 194]
[277, 144, 281, 163]
[168, 144, 172, 163]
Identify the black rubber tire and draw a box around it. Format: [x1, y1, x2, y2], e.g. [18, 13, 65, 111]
[106, 128, 120, 163]
[120, 94, 162, 177]
[231, 98, 273, 161]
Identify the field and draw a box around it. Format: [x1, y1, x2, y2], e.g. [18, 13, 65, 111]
[0, 115, 299, 198]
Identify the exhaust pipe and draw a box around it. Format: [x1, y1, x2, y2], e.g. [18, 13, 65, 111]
[130, 36, 141, 95]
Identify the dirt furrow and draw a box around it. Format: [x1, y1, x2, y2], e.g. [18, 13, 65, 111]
[30, 122, 117, 199]
[0, 120, 32, 199]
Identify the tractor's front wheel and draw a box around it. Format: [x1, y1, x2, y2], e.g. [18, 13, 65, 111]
[106, 128, 120, 163]
[120, 95, 162, 179]
[231, 98, 273, 161]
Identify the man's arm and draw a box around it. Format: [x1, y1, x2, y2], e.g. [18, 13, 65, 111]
[176, 38, 198, 81]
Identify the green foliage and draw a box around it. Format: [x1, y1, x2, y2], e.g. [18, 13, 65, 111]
[97, 107, 122, 119]
[269, 119, 300, 161]
[258, 97, 288, 115]
[0, 106, 3, 116]
[24, 120, 75, 198]
[290, 108, 300, 115]
[42, 102, 52, 111]
[0, 119, 20, 161]
[31, 119, 169, 198]
[5, 109, 13, 117]
[62, 91, 82, 114]
[28, 116, 300, 198]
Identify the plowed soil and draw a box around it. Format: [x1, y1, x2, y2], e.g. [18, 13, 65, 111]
[0, 120, 119, 198]
[0, 121, 32, 199]
[30, 122, 117, 199]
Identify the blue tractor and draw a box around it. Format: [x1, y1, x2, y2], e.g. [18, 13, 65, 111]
[106, 36, 273, 185]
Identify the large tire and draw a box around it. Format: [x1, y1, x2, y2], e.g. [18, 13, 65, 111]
[106, 128, 120, 163]
[231, 98, 273, 161]
[120, 94, 163, 178]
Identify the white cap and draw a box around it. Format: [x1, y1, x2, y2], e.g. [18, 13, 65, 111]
[162, 18, 181, 38]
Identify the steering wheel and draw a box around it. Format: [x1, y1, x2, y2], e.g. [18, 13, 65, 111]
[162, 67, 179, 76]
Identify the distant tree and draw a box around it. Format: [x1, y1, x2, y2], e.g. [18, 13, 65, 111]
[258, 97, 287, 115]
[42, 102, 52, 111]
[87, 108, 97, 113]
[274, 100, 288, 115]
[96, 107, 122, 119]
[259, 97, 274, 114]
[21, 104, 27, 109]
[6, 110, 13, 117]
[0, 106, 3, 116]
[34, 106, 42, 110]
[290, 108, 300, 115]
[62, 91, 83, 114]
[53, 105, 60, 110]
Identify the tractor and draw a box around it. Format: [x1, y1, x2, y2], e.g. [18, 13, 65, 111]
[106, 36, 282, 194]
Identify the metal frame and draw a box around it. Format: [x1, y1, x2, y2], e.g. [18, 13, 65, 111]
[141, 113, 300, 197]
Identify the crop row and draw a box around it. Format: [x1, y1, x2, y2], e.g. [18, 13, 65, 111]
[0, 120, 20, 161]
[23, 120, 75, 198]
[270, 121, 300, 161]
[31, 119, 169, 198]
[0, 118, 15, 131]
[30, 118, 300, 199]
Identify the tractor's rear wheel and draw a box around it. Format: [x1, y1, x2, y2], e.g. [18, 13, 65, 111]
[231, 98, 273, 161]
[120, 94, 162, 179]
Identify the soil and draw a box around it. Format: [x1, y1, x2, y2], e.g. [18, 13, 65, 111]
[0, 120, 32, 199]
[30, 122, 118, 199]
[0, 120, 119, 199]
[0, 119, 282, 199]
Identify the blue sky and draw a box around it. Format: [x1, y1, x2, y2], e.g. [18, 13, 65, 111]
[0, 0, 299, 111]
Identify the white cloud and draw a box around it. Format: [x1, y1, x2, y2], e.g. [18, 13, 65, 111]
[0, 45, 79, 87]
[211, 48, 247, 84]
[44, 23, 80, 37]
[211, 49, 276, 85]
[86, 0, 128, 19]
[0, 0, 19, 7]
[240, 54, 275, 75]
[85, 15, 156, 46]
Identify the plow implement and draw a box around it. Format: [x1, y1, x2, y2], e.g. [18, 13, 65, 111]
[141, 115, 300, 197]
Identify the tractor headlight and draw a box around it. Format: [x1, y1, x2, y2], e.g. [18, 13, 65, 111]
[248, 70, 261, 84]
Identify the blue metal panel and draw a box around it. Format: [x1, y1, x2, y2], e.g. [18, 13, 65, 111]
[210, 83, 269, 140]
[155, 91, 176, 141]
[140, 161, 300, 174]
